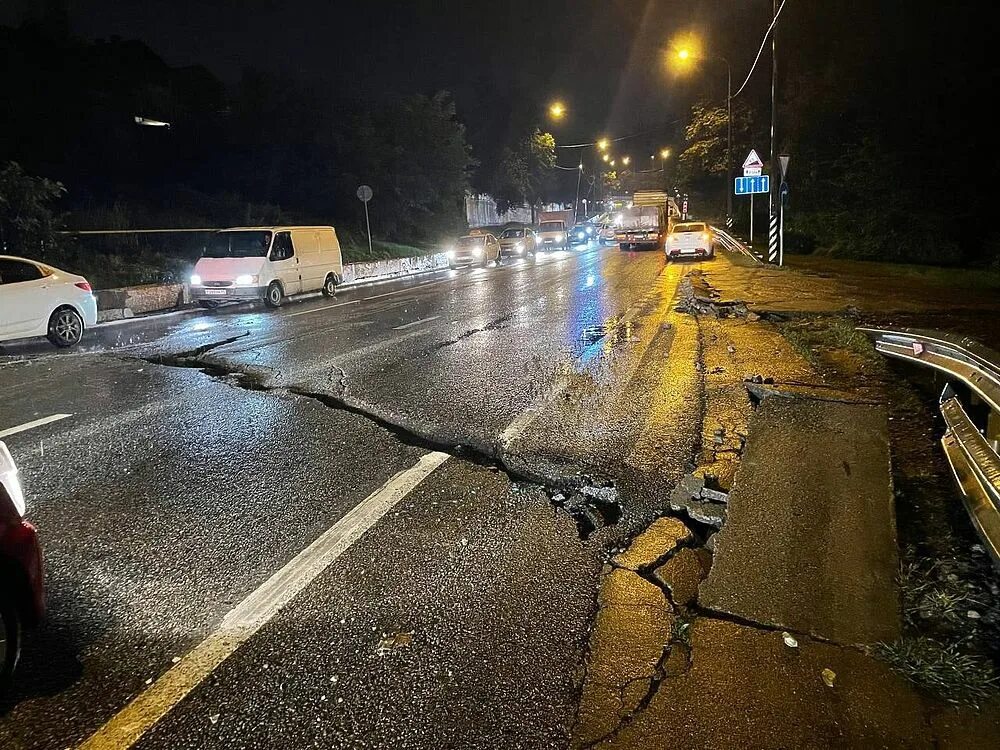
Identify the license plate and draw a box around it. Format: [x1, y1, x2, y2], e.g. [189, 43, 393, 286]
[204, 289, 227, 296]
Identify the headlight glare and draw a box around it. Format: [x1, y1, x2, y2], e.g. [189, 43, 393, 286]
[235, 274, 257, 286]
[190, 274, 202, 285]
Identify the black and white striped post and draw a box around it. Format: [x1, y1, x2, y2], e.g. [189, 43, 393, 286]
[767, 213, 779, 264]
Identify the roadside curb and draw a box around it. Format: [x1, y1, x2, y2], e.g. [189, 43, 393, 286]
[94, 252, 449, 324]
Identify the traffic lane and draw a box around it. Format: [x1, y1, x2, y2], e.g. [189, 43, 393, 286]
[0, 360, 426, 749]
[0, 266, 466, 361]
[135, 458, 600, 749]
[187, 248, 665, 455]
[131, 250, 592, 363]
[301, 248, 673, 469]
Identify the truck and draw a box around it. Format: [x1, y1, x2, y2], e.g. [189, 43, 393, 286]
[614, 191, 678, 251]
[538, 209, 576, 231]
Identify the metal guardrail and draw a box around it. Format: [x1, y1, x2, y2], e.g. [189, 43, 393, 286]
[710, 225, 763, 264]
[861, 327, 1000, 566]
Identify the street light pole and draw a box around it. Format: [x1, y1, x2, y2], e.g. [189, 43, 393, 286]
[724, 58, 733, 228]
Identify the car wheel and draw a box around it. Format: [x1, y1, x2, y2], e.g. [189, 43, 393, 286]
[322, 274, 338, 298]
[264, 281, 283, 308]
[1, 588, 21, 689]
[46, 307, 84, 347]
[197, 300, 220, 310]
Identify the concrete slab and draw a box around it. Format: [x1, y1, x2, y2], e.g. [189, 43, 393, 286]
[699, 397, 901, 645]
[612, 517, 692, 571]
[605, 618, 932, 749]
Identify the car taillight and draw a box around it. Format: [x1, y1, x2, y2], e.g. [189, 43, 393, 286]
[75, 281, 92, 292]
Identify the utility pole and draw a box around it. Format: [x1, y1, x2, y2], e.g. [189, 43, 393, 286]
[769, 0, 778, 219]
[725, 60, 733, 229]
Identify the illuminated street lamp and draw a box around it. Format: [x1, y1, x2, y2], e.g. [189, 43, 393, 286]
[660, 148, 670, 159]
[597, 137, 609, 151]
[549, 101, 566, 121]
[602, 153, 610, 163]
[671, 39, 732, 224]
[622, 156, 630, 166]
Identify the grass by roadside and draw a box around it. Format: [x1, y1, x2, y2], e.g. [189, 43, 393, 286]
[790, 255, 1000, 290]
[771, 314, 880, 371]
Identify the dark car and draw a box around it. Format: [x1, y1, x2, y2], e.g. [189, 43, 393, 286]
[569, 223, 594, 246]
[1, 441, 44, 688]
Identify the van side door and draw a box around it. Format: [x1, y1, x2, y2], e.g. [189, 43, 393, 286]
[269, 231, 302, 296]
[291, 229, 321, 291]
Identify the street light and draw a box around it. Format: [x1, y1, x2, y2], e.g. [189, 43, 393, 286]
[622, 156, 630, 166]
[597, 138, 609, 151]
[660, 148, 670, 159]
[671, 41, 732, 225]
[602, 153, 610, 163]
[548, 101, 566, 121]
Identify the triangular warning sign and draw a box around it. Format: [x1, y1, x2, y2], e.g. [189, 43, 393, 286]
[743, 149, 764, 170]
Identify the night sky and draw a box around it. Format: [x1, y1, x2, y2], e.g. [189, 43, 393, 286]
[2, 1, 776, 171]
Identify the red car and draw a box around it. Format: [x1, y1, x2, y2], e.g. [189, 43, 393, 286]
[0, 441, 44, 687]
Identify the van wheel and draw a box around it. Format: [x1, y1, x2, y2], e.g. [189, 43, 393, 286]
[322, 275, 338, 298]
[264, 281, 283, 308]
[47, 307, 84, 347]
[1, 587, 21, 689]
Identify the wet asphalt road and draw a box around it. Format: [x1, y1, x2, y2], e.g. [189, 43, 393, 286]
[0, 245, 704, 749]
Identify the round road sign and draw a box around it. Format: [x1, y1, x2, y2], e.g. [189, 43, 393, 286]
[356, 184, 373, 202]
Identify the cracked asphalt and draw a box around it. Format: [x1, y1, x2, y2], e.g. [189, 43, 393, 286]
[0, 245, 709, 749]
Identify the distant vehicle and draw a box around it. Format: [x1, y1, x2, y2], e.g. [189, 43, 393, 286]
[570, 222, 596, 246]
[538, 209, 575, 231]
[598, 223, 617, 245]
[448, 233, 501, 268]
[616, 191, 674, 251]
[666, 221, 714, 260]
[536, 221, 568, 251]
[497, 226, 536, 257]
[190, 226, 344, 309]
[0, 255, 97, 348]
[0, 441, 44, 689]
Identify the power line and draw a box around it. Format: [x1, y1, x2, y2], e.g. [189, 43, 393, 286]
[554, 119, 683, 149]
[732, 0, 788, 99]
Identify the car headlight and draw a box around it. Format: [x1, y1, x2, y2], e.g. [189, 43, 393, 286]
[0, 442, 25, 517]
[556, 233, 565, 241]
[190, 274, 202, 286]
[474, 246, 484, 255]
[446, 249, 456, 259]
[234, 274, 258, 286]
[515, 242, 524, 251]
[586, 226, 594, 235]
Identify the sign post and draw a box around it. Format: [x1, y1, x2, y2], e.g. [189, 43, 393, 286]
[739, 150, 766, 249]
[356, 184, 374, 257]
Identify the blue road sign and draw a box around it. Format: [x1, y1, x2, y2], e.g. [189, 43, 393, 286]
[734, 175, 770, 195]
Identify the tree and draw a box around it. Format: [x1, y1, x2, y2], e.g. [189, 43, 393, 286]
[676, 101, 757, 217]
[0, 161, 65, 254]
[494, 129, 556, 218]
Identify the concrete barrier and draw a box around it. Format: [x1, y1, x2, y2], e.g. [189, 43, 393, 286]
[95, 252, 449, 322]
[96, 283, 188, 321]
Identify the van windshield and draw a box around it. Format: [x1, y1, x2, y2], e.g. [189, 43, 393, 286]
[204, 231, 273, 258]
[540, 222, 564, 231]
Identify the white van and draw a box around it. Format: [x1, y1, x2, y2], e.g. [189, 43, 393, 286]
[190, 226, 344, 309]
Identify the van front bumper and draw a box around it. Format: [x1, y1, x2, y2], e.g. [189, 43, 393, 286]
[191, 286, 265, 301]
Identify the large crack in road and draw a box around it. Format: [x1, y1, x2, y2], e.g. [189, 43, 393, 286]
[121, 342, 626, 539]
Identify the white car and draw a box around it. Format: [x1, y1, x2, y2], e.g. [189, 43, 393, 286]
[0, 255, 98, 347]
[665, 222, 714, 260]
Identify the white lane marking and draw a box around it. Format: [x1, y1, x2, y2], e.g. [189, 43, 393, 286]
[363, 279, 446, 301]
[79, 450, 451, 750]
[0, 413, 73, 439]
[498, 375, 572, 448]
[286, 299, 360, 317]
[392, 315, 442, 331]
